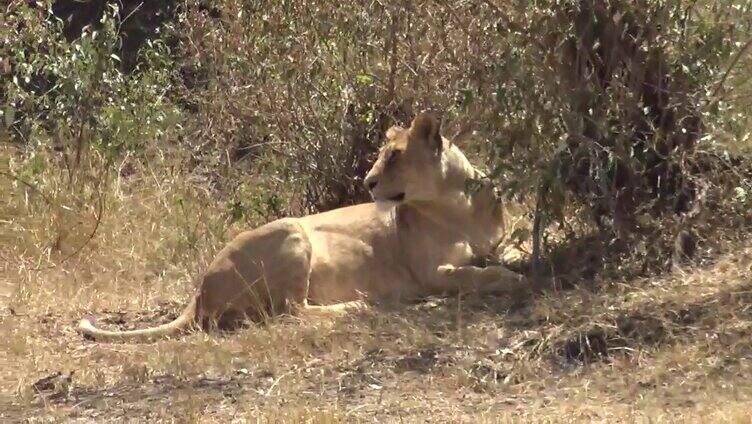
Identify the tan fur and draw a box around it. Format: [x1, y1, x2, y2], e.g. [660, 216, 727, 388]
[78, 113, 526, 342]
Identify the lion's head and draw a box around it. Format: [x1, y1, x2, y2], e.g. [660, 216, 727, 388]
[364, 112, 470, 203]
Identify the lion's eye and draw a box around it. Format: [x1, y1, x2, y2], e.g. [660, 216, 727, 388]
[387, 149, 401, 165]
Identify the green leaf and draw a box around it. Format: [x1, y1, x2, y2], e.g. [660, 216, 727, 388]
[27, 155, 46, 176]
[355, 74, 374, 85]
[459, 89, 475, 108]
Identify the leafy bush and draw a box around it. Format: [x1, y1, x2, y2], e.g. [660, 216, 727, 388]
[476, 0, 752, 271]
[2, 3, 180, 163]
[2, 0, 751, 277]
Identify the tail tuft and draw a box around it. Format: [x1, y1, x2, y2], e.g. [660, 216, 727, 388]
[78, 316, 99, 340]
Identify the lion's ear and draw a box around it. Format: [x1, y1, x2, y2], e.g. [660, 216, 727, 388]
[386, 125, 406, 141]
[409, 112, 442, 155]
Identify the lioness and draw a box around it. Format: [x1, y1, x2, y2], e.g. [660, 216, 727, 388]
[79, 113, 527, 342]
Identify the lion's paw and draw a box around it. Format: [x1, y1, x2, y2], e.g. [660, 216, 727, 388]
[437, 264, 457, 275]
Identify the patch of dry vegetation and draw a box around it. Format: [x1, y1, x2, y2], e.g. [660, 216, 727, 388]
[2, 142, 752, 422]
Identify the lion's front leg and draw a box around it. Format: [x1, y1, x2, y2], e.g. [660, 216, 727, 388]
[437, 264, 528, 294]
[298, 300, 369, 318]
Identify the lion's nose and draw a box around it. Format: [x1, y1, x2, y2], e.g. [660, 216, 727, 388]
[364, 177, 378, 191]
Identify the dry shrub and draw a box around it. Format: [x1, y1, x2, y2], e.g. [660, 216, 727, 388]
[171, 0, 503, 211]
[2, 0, 752, 280]
[169, 0, 752, 275]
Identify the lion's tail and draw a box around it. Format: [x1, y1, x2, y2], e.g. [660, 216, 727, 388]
[78, 297, 198, 343]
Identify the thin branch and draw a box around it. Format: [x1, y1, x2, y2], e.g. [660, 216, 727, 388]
[708, 38, 752, 104]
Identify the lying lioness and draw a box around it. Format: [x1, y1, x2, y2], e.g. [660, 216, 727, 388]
[79, 113, 527, 341]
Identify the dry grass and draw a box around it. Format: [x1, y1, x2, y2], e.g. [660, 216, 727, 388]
[2, 145, 752, 423]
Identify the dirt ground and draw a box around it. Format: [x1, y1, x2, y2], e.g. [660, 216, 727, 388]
[2, 235, 752, 422]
